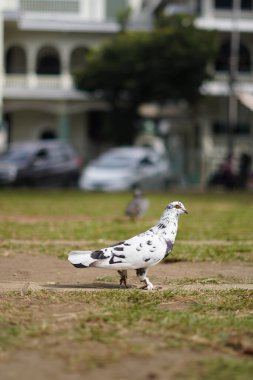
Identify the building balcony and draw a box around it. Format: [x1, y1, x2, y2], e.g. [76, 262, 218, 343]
[20, 0, 79, 14]
[201, 78, 253, 96]
[4, 73, 70, 88]
[195, 16, 253, 32]
[3, 73, 88, 100]
[215, 71, 253, 83]
[3, 0, 128, 30]
[4, 71, 253, 101]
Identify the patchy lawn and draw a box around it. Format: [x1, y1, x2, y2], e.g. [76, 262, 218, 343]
[0, 189, 252, 380]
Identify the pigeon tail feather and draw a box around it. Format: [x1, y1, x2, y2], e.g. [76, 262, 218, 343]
[68, 251, 95, 268]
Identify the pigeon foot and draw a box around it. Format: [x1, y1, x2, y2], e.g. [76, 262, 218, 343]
[120, 277, 128, 288]
[118, 270, 128, 288]
[140, 280, 154, 291]
[140, 284, 161, 291]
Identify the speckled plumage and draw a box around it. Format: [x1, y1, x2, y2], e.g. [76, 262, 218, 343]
[68, 201, 188, 290]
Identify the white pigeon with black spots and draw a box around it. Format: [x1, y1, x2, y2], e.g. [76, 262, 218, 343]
[68, 201, 188, 290]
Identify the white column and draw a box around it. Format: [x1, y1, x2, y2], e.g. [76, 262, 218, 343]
[200, 119, 214, 186]
[129, 0, 142, 16]
[27, 47, 37, 89]
[80, 0, 105, 21]
[61, 48, 72, 90]
[202, 0, 214, 18]
[57, 103, 71, 142]
[88, 0, 104, 21]
[79, 0, 91, 20]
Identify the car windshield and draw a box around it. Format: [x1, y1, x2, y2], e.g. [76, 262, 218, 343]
[93, 154, 139, 169]
[0, 148, 32, 164]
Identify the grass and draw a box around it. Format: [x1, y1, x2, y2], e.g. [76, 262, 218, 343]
[179, 357, 253, 380]
[166, 242, 253, 263]
[0, 289, 253, 376]
[164, 275, 252, 285]
[0, 189, 252, 263]
[0, 189, 252, 241]
[0, 189, 253, 379]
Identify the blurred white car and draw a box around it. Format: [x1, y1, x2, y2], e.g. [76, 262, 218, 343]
[79, 146, 171, 191]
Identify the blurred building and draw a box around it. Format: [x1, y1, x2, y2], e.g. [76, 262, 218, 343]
[195, 0, 253, 185]
[0, 0, 143, 159]
[139, 0, 253, 185]
[0, 0, 253, 185]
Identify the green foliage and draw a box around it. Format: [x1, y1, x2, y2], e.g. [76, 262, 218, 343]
[75, 15, 217, 143]
[154, 12, 195, 29]
[75, 21, 217, 105]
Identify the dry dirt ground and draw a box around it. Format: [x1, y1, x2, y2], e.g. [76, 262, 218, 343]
[1, 252, 253, 380]
[1, 253, 253, 292]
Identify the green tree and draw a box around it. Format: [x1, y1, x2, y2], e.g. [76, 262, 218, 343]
[75, 16, 217, 144]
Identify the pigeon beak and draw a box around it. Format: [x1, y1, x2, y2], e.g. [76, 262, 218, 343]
[183, 209, 189, 214]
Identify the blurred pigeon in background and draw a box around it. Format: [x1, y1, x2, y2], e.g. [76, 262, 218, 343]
[68, 201, 188, 290]
[125, 188, 149, 221]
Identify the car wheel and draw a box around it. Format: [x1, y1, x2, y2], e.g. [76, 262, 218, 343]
[64, 175, 78, 188]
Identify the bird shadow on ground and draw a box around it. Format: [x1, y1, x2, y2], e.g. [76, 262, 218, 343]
[42, 282, 137, 290]
[164, 258, 187, 264]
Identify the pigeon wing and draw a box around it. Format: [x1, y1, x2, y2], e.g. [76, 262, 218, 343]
[93, 234, 166, 269]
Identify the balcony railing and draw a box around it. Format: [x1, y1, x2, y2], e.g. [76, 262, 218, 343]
[37, 75, 62, 88]
[4, 74, 74, 91]
[213, 9, 253, 19]
[4, 75, 27, 88]
[20, 0, 79, 13]
[215, 71, 252, 83]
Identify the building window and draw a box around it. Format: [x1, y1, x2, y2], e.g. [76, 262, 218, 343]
[214, 0, 253, 10]
[196, 0, 202, 15]
[70, 47, 89, 74]
[241, 0, 253, 9]
[40, 130, 57, 140]
[5, 46, 27, 74]
[36, 46, 60, 75]
[215, 40, 251, 72]
[215, 0, 233, 9]
[212, 121, 251, 135]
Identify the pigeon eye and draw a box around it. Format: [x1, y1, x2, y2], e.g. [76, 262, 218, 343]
[175, 205, 181, 209]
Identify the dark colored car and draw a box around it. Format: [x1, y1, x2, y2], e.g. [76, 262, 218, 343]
[0, 140, 81, 187]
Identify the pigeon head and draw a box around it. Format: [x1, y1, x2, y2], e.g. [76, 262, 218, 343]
[158, 201, 188, 227]
[133, 188, 142, 198]
[166, 201, 188, 215]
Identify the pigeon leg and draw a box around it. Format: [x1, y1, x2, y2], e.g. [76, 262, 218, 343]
[118, 270, 128, 288]
[136, 268, 154, 290]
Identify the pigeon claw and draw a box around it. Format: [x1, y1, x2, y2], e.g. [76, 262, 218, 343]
[118, 270, 128, 288]
[140, 285, 160, 291]
[140, 281, 155, 291]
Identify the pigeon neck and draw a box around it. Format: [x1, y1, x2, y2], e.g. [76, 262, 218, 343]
[160, 210, 180, 224]
[152, 213, 179, 242]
